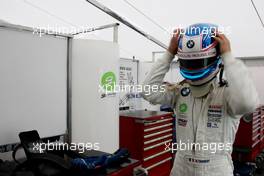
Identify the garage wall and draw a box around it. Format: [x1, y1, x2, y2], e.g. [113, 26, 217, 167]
[244, 59, 264, 105]
[138, 61, 160, 111]
[138, 60, 183, 111]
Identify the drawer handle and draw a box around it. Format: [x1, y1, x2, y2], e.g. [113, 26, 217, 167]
[144, 129, 173, 139]
[143, 149, 171, 161]
[144, 123, 173, 132]
[144, 134, 173, 145]
[253, 115, 260, 119]
[261, 136, 264, 141]
[252, 123, 260, 130]
[145, 157, 172, 171]
[252, 139, 260, 148]
[144, 118, 172, 126]
[252, 133, 260, 141]
[252, 119, 261, 126]
[144, 139, 172, 151]
[252, 126, 261, 134]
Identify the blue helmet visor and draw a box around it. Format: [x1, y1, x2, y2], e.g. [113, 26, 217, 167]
[179, 57, 218, 70]
[180, 59, 221, 81]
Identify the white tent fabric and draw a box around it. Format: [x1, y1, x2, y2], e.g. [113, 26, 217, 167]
[0, 0, 264, 60]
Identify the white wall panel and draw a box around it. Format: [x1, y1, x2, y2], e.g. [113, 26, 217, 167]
[71, 39, 119, 153]
[0, 27, 67, 146]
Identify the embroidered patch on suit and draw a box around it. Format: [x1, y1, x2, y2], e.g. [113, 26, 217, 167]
[207, 105, 223, 128]
[179, 103, 188, 113]
[181, 87, 191, 97]
[178, 118, 188, 127]
[188, 158, 210, 163]
[179, 114, 188, 119]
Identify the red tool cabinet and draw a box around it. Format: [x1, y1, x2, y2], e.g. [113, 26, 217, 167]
[233, 106, 264, 161]
[119, 110, 174, 176]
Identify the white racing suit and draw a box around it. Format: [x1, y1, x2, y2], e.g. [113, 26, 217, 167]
[142, 51, 259, 176]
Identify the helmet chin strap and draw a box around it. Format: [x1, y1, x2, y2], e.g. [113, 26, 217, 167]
[218, 64, 228, 87]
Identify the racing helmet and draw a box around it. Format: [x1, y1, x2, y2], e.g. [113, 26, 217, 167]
[177, 23, 222, 86]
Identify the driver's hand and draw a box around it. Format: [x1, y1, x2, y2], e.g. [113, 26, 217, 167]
[213, 32, 231, 55]
[168, 28, 181, 56]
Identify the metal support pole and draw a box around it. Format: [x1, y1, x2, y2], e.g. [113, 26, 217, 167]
[66, 37, 73, 144]
[85, 0, 168, 49]
[113, 25, 119, 43]
[251, 0, 264, 28]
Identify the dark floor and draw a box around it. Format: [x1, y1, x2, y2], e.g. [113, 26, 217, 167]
[255, 172, 264, 176]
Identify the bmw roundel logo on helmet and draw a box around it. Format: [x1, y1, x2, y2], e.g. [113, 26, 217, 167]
[186, 40, 195, 48]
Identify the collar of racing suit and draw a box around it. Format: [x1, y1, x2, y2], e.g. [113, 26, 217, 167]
[189, 79, 216, 98]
